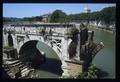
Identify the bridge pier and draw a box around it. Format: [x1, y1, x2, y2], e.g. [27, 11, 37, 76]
[3, 32, 8, 47]
[75, 32, 81, 61]
[61, 37, 72, 76]
[11, 34, 18, 50]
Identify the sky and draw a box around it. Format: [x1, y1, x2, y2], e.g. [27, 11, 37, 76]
[3, 3, 116, 18]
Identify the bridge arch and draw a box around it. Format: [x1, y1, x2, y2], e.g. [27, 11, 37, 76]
[8, 33, 14, 47]
[19, 40, 63, 76]
[18, 40, 62, 64]
[19, 40, 39, 56]
[18, 40, 47, 68]
[3, 32, 15, 47]
[3, 32, 18, 49]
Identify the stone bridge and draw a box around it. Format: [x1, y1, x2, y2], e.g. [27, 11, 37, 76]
[3, 23, 104, 77]
[3, 23, 78, 76]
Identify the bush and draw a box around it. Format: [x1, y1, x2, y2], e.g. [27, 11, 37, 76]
[60, 64, 98, 79]
[77, 64, 98, 79]
[60, 75, 75, 79]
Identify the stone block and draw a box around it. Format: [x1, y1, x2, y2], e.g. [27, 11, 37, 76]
[3, 48, 18, 59]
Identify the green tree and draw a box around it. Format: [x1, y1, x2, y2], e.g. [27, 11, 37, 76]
[99, 6, 116, 28]
[90, 12, 101, 26]
[50, 10, 67, 23]
[66, 6, 115, 28]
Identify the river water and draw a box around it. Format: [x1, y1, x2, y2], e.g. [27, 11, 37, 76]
[36, 41, 63, 78]
[34, 28, 115, 78]
[90, 28, 115, 79]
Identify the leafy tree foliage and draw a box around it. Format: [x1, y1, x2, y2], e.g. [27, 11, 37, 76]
[77, 64, 98, 79]
[49, 10, 67, 23]
[68, 6, 116, 27]
[100, 6, 116, 27]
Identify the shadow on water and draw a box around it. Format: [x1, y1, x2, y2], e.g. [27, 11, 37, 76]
[34, 57, 63, 76]
[96, 68, 109, 78]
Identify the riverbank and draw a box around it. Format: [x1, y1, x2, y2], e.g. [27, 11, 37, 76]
[88, 25, 115, 34]
[60, 64, 99, 79]
[91, 27, 115, 78]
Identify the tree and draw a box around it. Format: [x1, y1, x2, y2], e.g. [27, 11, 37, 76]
[50, 10, 67, 23]
[66, 6, 115, 28]
[90, 12, 101, 26]
[99, 6, 116, 28]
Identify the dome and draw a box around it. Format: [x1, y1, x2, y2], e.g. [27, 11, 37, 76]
[84, 7, 91, 13]
[84, 7, 88, 10]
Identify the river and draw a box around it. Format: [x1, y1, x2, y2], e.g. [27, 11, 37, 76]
[90, 28, 115, 78]
[36, 41, 63, 78]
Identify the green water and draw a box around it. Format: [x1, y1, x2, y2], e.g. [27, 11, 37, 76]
[36, 41, 63, 78]
[90, 28, 115, 78]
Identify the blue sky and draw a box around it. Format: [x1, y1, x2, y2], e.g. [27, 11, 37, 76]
[3, 3, 116, 18]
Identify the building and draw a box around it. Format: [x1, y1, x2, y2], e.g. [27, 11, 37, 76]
[84, 6, 91, 13]
[41, 14, 50, 23]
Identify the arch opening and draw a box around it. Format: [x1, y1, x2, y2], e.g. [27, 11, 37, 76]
[8, 33, 14, 47]
[19, 40, 63, 76]
[19, 40, 46, 68]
